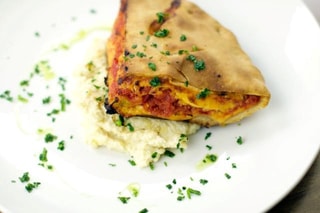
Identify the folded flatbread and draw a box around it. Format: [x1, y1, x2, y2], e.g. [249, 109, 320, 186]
[106, 0, 270, 127]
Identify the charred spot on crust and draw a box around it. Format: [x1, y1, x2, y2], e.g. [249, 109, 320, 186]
[104, 98, 118, 114]
[117, 77, 124, 85]
[171, 0, 181, 9]
[120, 0, 128, 13]
[217, 91, 227, 96]
[124, 50, 130, 56]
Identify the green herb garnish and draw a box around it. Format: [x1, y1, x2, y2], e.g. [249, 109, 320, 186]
[17, 95, 28, 103]
[149, 162, 155, 170]
[164, 150, 175, 158]
[205, 145, 212, 150]
[126, 123, 134, 132]
[20, 80, 29, 87]
[186, 188, 201, 199]
[128, 159, 136, 166]
[139, 208, 149, 213]
[204, 154, 217, 163]
[148, 62, 157, 71]
[196, 88, 210, 99]
[200, 179, 208, 185]
[149, 76, 161, 87]
[19, 172, 30, 183]
[236, 136, 243, 145]
[194, 59, 206, 71]
[57, 141, 65, 151]
[131, 44, 138, 49]
[156, 12, 167, 23]
[151, 152, 158, 159]
[186, 54, 196, 62]
[39, 148, 48, 162]
[205, 132, 212, 140]
[118, 196, 130, 204]
[154, 29, 170, 38]
[180, 34, 187, 41]
[42, 96, 51, 104]
[225, 173, 231, 179]
[0, 90, 14, 102]
[45, 133, 57, 143]
[25, 182, 41, 193]
[136, 51, 146, 58]
[115, 115, 125, 126]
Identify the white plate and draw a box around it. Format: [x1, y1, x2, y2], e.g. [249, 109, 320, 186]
[1, 0, 320, 212]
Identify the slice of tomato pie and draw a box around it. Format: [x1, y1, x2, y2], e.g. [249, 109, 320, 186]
[106, 0, 270, 127]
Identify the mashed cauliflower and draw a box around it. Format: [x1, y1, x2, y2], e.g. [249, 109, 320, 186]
[75, 39, 200, 167]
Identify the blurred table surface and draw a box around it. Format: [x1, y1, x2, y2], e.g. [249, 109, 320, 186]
[268, 0, 320, 212]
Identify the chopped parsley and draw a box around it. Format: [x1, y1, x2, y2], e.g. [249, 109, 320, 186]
[232, 163, 237, 168]
[180, 34, 187, 41]
[205, 132, 212, 140]
[19, 172, 30, 183]
[186, 188, 201, 199]
[151, 42, 158, 48]
[151, 152, 158, 159]
[136, 51, 147, 58]
[42, 96, 51, 104]
[154, 29, 170, 38]
[186, 54, 206, 71]
[149, 76, 161, 87]
[205, 145, 212, 150]
[199, 179, 208, 185]
[128, 159, 136, 166]
[139, 208, 149, 213]
[59, 93, 71, 111]
[196, 88, 210, 99]
[225, 173, 231, 179]
[89, 9, 97, 14]
[34, 32, 40, 37]
[58, 77, 67, 91]
[164, 150, 175, 158]
[166, 184, 173, 190]
[178, 49, 189, 55]
[57, 141, 65, 151]
[39, 148, 48, 162]
[149, 162, 155, 170]
[18, 172, 41, 193]
[204, 154, 217, 163]
[118, 196, 130, 204]
[44, 133, 58, 143]
[131, 44, 138, 49]
[148, 62, 157, 71]
[156, 12, 167, 23]
[186, 54, 196, 62]
[17, 95, 29, 103]
[194, 59, 206, 71]
[126, 123, 135, 132]
[127, 183, 140, 197]
[114, 115, 125, 126]
[179, 134, 188, 144]
[236, 136, 243, 145]
[25, 182, 41, 193]
[20, 80, 29, 87]
[0, 90, 14, 102]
